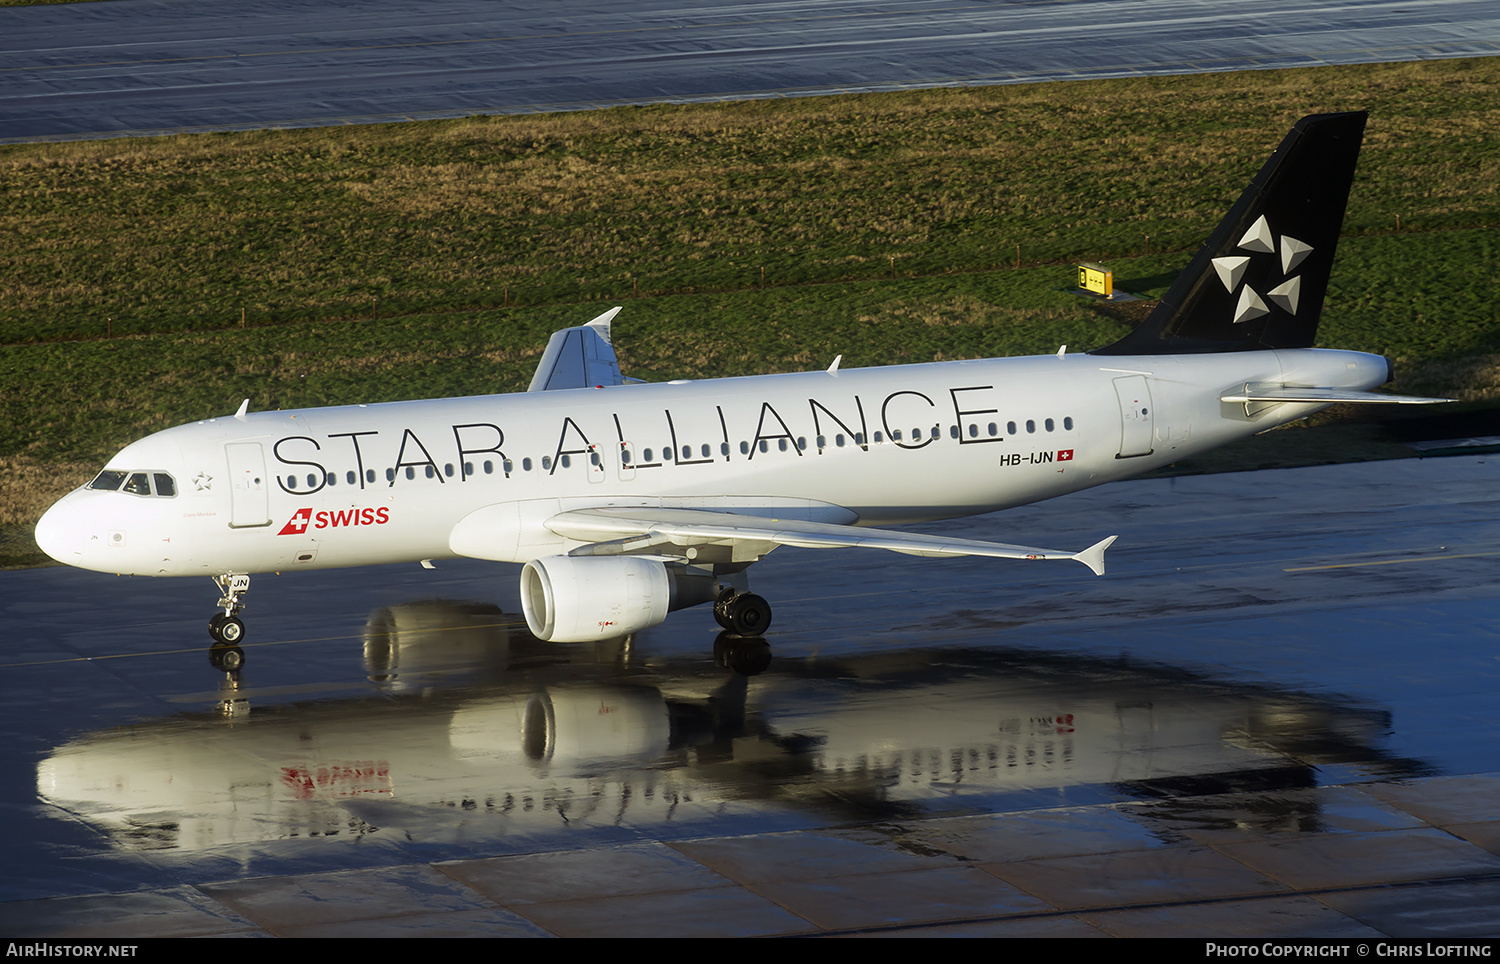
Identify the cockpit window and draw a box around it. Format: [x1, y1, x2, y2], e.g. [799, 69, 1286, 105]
[88, 470, 127, 491]
[91, 469, 178, 498]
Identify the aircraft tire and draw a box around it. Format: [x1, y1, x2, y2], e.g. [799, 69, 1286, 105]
[208, 613, 225, 642]
[218, 617, 245, 645]
[729, 594, 771, 637]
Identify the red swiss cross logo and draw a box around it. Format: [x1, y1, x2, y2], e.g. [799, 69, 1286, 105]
[1057, 449, 1074, 461]
[278, 508, 312, 536]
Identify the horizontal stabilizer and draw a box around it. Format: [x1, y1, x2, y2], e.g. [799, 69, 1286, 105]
[1220, 387, 1452, 405]
[546, 506, 1115, 575]
[527, 307, 628, 392]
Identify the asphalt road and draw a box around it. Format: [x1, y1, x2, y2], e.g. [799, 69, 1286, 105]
[3, 455, 1498, 917]
[4, 0, 1499, 141]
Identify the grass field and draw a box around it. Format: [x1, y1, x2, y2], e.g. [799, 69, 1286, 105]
[3, 58, 1498, 565]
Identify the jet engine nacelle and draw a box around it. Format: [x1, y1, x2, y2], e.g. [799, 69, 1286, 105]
[520, 555, 717, 642]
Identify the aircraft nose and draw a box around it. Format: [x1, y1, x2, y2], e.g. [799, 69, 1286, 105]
[35, 495, 83, 565]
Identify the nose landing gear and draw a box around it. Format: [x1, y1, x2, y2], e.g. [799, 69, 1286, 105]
[208, 572, 250, 645]
[207, 572, 250, 671]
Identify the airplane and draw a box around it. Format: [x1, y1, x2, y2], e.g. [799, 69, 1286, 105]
[34, 111, 1445, 660]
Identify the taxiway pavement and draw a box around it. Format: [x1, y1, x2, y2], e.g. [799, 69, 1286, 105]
[4, 0, 1499, 141]
[1, 455, 1497, 936]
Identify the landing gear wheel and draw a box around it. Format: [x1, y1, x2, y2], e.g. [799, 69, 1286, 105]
[728, 593, 771, 637]
[217, 616, 245, 645]
[207, 572, 250, 644]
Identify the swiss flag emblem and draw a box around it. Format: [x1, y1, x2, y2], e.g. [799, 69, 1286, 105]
[278, 508, 312, 536]
[1057, 449, 1074, 461]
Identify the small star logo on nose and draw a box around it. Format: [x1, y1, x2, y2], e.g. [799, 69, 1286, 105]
[194, 472, 213, 491]
[1210, 215, 1313, 325]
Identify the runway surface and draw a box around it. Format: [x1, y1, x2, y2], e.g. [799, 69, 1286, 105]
[1, 455, 1498, 936]
[4, 0, 1500, 141]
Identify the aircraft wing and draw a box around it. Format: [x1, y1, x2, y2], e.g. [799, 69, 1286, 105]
[1220, 387, 1451, 404]
[527, 306, 633, 391]
[545, 506, 1117, 575]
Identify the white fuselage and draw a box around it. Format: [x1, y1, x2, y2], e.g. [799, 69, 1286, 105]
[36, 347, 1390, 578]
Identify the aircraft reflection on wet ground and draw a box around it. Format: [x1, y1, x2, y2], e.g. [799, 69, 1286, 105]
[38, 599, 1429, 858]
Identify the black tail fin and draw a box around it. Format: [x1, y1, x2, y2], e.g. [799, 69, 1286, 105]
[1094, 111, 1367, 356]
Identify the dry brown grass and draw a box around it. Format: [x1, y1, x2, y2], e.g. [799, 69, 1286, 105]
[0, 456, 94, 527]
[1398, 354, 1500, 403]
[6, 59, 1498, 343]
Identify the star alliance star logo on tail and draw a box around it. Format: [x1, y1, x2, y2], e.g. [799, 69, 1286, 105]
[1210, 215, 1312, 325]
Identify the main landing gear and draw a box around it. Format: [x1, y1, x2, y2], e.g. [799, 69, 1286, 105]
[208, 572, 250, 672]
[712, 586, 772, 637]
